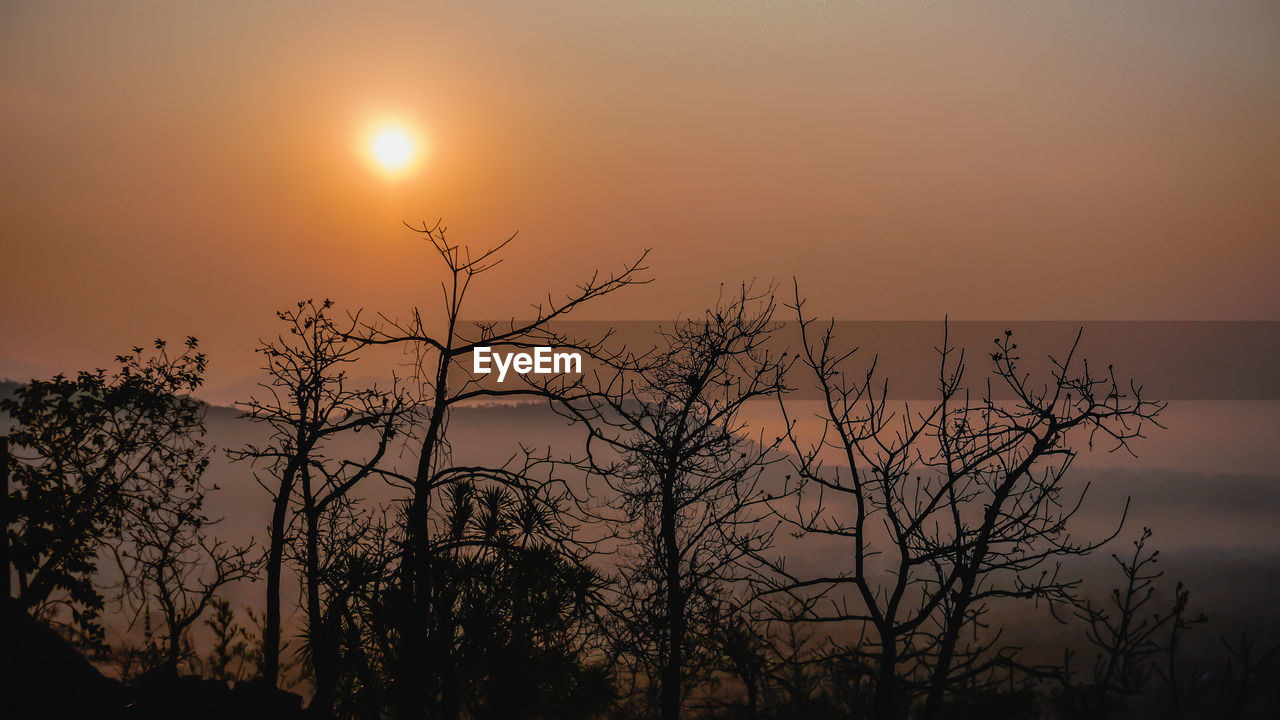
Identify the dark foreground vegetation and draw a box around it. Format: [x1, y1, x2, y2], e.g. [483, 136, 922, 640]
[3, 225, 1278, 719]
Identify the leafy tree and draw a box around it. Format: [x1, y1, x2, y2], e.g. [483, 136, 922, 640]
[432, 478, 613, 720]
[3, 338, 207, 646]
[204, 598, 261, 683]
[314, 472, 615, 720]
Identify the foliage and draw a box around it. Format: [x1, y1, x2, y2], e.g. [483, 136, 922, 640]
[324, 479, 615, 720]
[203, 598, 261, 684]
[3, 338, 207, 646]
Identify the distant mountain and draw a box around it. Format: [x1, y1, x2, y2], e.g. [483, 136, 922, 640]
[0, 357, 56, 384]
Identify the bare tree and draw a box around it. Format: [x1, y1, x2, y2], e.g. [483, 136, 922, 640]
[1059, 527, 1206, 718]
[768, 286, 1165, 719]
[556, 285, 790, 720]
[230, 298, 410, 698]
[349, 221, 649, 718]
[117, 493, 259, 674]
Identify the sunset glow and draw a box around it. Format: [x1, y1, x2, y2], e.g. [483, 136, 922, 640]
[3, 3, 1280, 716]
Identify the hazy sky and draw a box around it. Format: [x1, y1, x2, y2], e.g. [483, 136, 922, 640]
[2, 1, 1278, 392]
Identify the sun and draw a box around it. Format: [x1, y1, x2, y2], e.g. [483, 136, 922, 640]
[368, 126, 417, 173]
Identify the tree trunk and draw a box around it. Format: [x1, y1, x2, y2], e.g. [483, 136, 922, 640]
[166, 616, 182, 671]
[1, 437, 9, 604]
[394, 372, 448, 719]
[920, 569, 980, 720]
[304, 498, 337, 716]
[872, 632, 903, 720]
[920, 451, 1040, 720]
[660, 469, 683, 720]
[261, 463, 296, 686]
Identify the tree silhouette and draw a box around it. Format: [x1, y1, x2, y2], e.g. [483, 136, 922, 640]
[3, 338, 207, 647]
[116, 474, 259, 674]
[203, 598, 260, 683]
[231, 297, 409, 709]
[7, 268, 1280, 720]
[422, 477, 613, 720]
[1056, 528, 1206, 719]
[308, 459, 617, 719]
[768, 288, 1165, 719]
[349, 221, 648, 718]
[556, 285, 790, 720]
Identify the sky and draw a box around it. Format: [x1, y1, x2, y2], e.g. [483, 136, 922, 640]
[2, 0, 1278, 393]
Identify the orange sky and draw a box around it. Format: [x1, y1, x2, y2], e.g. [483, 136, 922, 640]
[2, 1, 1278, 393]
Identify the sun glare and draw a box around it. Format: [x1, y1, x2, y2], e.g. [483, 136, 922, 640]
[369, 126, 416, 173]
